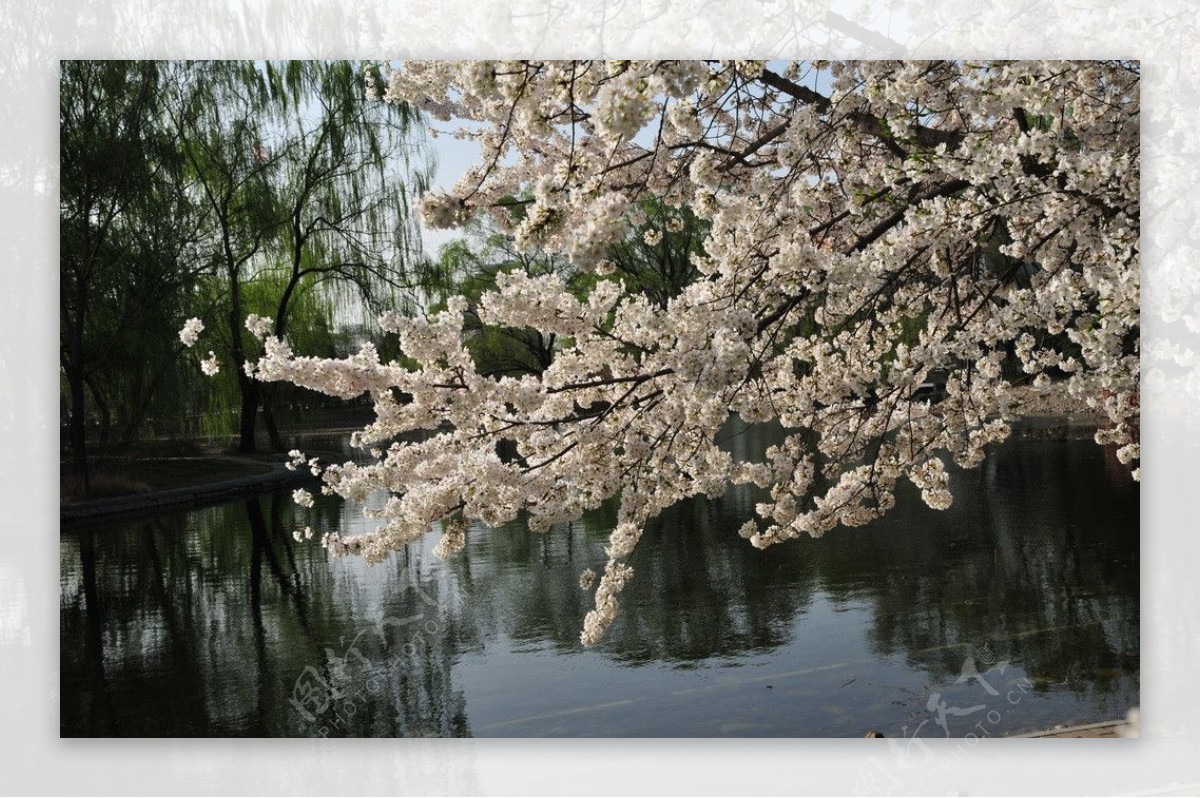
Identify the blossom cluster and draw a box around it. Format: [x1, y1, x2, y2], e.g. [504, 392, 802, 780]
[245, 314, 274, 340]
[199, 351, 220, 376]
[179, 318, 204, 347]
[228, 61, 1139, 645]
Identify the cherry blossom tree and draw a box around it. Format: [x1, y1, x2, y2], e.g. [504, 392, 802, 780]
[202, 60, 1139, 645]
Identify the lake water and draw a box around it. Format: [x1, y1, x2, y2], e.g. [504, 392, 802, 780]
[60, 420, 1139, 737]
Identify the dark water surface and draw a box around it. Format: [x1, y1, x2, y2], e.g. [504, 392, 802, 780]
[60, 421, 1138, 737]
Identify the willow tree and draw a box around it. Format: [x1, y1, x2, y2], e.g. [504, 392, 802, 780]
[60, 61, 197, 490]
[167, 60, 430, 452]
[195, 60, 1138, 645]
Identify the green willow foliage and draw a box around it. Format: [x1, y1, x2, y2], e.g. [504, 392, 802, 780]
[60, 60, 432, 474]
[164, 60, 431, 452]
[60, 61, 201, 482]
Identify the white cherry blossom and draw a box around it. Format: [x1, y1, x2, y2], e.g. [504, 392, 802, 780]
[222, 60, 1138, 645]
[199, 351, 220, 376]
[179, 318, 204, 347]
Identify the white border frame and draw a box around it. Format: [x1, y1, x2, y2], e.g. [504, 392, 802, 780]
[5, 1, 1197, 794]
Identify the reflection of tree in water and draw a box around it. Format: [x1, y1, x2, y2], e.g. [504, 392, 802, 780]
[295, 487, 473, 736]
[367, 563, 471, 738]
[61, 490, 472, 737]
[608, 419, 820, 662]
[447, 517, 598, 649]
[608, 494, 818, 663]
[815, 435, 1138, 698]
[291, 544, 473, 738]
[440, 417, 1136, 689]
[436, 416, 818, 663]
[442, 489, 819, 665]
[62, 513, 226, 735]
[62, 530, 119, 735]
[61, 427, 1138, 736]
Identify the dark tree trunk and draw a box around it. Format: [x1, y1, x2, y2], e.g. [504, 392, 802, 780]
[118, 365, 155, 446]
[119, 379, 152, 446]
[228, 274, 258, 453]
[86, 374, 110, 454]
[262, 391, 285, 451]
[237, 374, 259, 453]
[66, 317, 90, 495]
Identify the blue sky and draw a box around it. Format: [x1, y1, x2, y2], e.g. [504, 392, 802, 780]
[418, 121, 483, 258]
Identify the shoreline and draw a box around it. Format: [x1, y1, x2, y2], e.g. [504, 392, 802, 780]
[60, 461, 319, 528]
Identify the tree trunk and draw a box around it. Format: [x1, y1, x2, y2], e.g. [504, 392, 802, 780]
[261, 390, 285, 451]
[66, 312, 90, 495]
[237, 375, 259, 453]
[86, 374, 111, 455]
[67, 362, 89, 494]
[229, 272, 258, 453]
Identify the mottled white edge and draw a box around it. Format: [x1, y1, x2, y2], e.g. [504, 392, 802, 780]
[2, 1, 1193, 795]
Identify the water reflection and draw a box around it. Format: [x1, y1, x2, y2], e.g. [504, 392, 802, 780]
[61, 422, 1138, 737]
